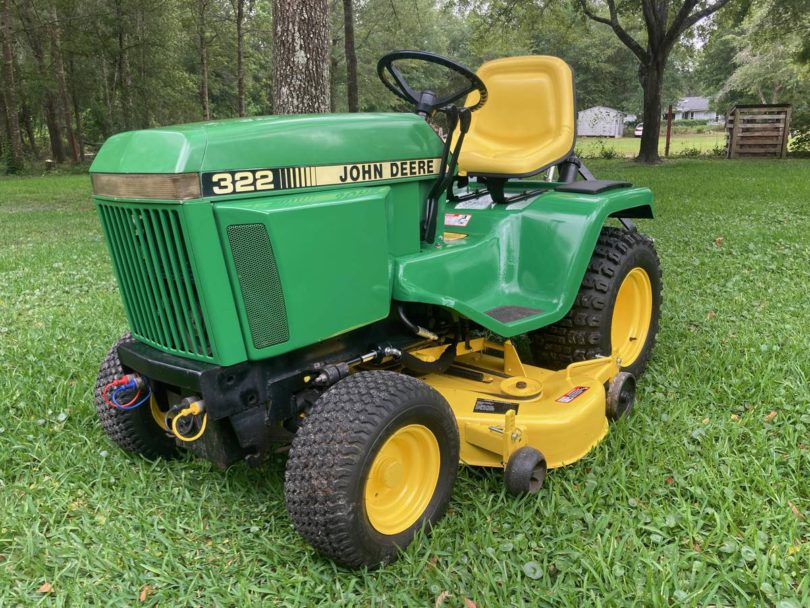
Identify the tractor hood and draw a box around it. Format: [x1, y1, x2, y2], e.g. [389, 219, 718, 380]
[90, 113, 443, 175]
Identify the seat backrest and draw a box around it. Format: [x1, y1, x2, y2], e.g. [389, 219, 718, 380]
[457, 56, 576, 177]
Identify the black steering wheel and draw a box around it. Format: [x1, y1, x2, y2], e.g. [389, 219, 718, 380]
[377, 50, 488, 116]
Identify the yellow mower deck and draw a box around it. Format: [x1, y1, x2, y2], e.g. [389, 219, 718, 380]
[416, 339, 619, 469]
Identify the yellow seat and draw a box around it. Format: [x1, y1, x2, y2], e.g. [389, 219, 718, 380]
[458, 56, 576, 177]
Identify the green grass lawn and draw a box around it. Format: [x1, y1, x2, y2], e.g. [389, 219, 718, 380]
[578, 133, 727, 158]
[1, 160, 809, 606]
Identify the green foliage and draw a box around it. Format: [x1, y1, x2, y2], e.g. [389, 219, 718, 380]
[675, 146, 703, 158]
[672, 119, 709, 127]
[457, 1, 645, 113]
[596, 140, 619, 159]
[4, 0, 751, 161]
[2, 160, 810, 603]
[699, 0, 810, 123]
[788, 131, 810, 154]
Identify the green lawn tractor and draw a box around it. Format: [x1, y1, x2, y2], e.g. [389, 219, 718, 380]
[90, 51, 662, 568]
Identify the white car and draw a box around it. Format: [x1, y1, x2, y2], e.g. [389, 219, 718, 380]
[634, 123, 644, 137]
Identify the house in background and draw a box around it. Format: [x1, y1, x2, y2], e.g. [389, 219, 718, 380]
[671, 96, 723, 123]
[577, 106, 625, 138]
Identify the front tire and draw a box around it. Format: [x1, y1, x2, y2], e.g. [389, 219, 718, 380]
[94, 333, 177, 460]
[284, 371, 459, 568]
[530, 227, 662, 378]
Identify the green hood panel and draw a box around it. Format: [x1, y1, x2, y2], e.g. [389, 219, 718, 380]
[90, 113, 444, 175]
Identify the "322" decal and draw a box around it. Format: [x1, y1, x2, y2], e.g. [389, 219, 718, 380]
[202, 169, 275, 196]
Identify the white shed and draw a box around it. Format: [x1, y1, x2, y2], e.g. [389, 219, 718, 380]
[577, 106, 625, 138]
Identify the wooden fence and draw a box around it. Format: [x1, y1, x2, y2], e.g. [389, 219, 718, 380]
[726, 104, 791, 159]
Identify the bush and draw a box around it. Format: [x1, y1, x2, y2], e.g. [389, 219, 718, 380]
[788, 131, 810, 154]
[596, 141, 619, 159]
[672, 119, 709, 127]
[676, 146, 703, 158]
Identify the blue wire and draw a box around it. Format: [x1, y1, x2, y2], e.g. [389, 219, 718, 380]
[111, 382, 152, 410]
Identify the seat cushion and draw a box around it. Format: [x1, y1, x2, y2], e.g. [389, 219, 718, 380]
[457, 56, 576, 177]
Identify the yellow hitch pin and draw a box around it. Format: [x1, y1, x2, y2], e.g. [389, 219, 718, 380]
[171, 399, 208, 443]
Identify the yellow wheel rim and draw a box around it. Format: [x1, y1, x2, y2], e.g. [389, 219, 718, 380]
[364, 424, 441, 536]
[150, 395, 170, 431]
[611, 267, 653, 367]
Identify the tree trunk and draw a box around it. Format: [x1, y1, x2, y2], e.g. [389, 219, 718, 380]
[69, 60, 85, 162]
[21, 101, 39, 157]
[272, 0, 330, 114]
[329, 36, 338, 113]
[50, 9, 80, 163]
[44, 97, 64, 163]
[342, 0, 358, 112]
[201, 35, 211, 120]
[0, 90, 6, 160]
[636, 61, 665, 163]
[235, 0, 246, 117]
[1, 0, 24, 172]
[197, 0, 211, 120]
[115, 1, 133, 131]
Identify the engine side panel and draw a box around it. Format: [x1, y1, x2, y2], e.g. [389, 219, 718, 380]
[214, 187, 397, 360]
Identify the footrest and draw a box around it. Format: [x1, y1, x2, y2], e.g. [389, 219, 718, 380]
[555, 180, 631, 194]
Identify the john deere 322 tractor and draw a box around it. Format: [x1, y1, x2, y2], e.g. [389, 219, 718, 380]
[90, 52, 662, 567]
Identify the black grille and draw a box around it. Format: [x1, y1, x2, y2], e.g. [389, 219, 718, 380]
[227, 224, 289, 349]
[97, 203, 214, 360]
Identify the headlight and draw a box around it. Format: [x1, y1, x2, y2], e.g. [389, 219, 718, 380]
[91, 173, 201, 200]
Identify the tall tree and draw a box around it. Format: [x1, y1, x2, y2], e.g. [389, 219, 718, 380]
[195, 0, 214, 120]
[1, 0, 23, 171]
[15, 0, 65, 162]
[230, 0, 252, 117]
[50, 7, 80, 163]
[272, 0, 330, 113]
[578, 0, 732, 163]
[114, 0, 134, 131]
[342, 0, 358, 112]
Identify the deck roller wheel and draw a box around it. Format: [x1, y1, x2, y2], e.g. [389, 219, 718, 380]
[504, 447, 547, 496]
[606, 372, 636, 421]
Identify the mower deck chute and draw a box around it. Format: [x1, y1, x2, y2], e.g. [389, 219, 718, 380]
[415, 338, 619, 470]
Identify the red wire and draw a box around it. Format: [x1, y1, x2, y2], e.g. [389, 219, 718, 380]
[114, 388, 141, 408]
[102, 379, 141, 409]
[102, 383, 114, 407]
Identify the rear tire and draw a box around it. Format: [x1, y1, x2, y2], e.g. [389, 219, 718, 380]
[530, 227, 662, 378]
[284, 371, 459, 568]
[94, 333, 177, 460]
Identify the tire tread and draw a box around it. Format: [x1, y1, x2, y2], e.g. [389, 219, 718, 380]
[530, 227, 662, 376]
[284, 371, 458, 568]
[94, 333, 177, 460]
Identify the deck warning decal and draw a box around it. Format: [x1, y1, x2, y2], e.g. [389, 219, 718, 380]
[556, 386, 589, 403]
[445, 213, 472, 227]
[473, 398, 519, 414]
